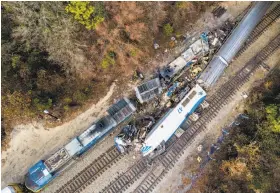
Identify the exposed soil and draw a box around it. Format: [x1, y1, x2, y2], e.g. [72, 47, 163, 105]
[1, 84, 116, 186]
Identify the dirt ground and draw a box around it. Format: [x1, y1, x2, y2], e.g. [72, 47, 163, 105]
[1, 1, 259, 190]
[1, 84, 117, 186]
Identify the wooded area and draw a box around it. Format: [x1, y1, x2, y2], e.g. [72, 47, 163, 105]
[1, 2, 214, 148]
[191, 68, 280, 193]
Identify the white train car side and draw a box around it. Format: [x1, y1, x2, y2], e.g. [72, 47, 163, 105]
[141, 84, 207, 156]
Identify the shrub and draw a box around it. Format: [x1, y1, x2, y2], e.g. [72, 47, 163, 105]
[2, 91, 34, 119]
[130, 49, 137, 57]
[11, 55, 20, 69]
[63, 105, 70, 111]
[33, 98, 52, 111]
[176, 2, 189, 9]
[73, 90, 86, 102]
[265, 104, 280, 133]
[163, 23, 174, 36]
[101, 52, 116, 69]
[65, 1, 105, 30]
[63, 97, 72, 104]
[108, 51, 116, 58]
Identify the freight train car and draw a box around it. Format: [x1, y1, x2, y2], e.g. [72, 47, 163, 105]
[25, 98, 135, 192]
[141, 84, 206, 156]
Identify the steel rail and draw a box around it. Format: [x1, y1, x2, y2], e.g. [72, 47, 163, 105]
[54, 6, 279, 193]
[55, 146, 123, 193]
[101, 35, 280, 193]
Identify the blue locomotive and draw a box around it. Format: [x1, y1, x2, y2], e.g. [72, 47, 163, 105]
[25, 98, 136, 192]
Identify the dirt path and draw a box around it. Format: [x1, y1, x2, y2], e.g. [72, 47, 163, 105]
[1, 83, 116, 187]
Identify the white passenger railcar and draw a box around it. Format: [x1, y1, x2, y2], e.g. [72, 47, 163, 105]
[141, 84, 207, 156]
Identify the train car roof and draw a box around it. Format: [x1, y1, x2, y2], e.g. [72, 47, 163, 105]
[189, 38, 209, 55]
[145, 84, 205, 140]
[107, 98, 136, 124]
[141, 84, 206, 156]
[44, 138, 83, 172]
[77, 116, 117, 147]
[25, 160, 53, 191]
[1, 187, 15, 193]
[160, 56, 186, 78]
[161, 35, 209, 79]
[181, 48, 195, 62]
[135, 78, 162, 103]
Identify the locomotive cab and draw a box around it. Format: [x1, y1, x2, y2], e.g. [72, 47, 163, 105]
[25, 161, 54, 192]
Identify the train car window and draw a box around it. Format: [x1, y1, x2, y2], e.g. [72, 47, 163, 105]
[188, 90, 197, 99]
[182, 98, 190, 107]
[138, 84, 148, 93]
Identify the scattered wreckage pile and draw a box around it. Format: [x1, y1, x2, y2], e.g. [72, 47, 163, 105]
[208, 20, 236, 52]
[115, 23, 234, 153]
[115, 116, 155, 153]
[212, 6, 227, 18]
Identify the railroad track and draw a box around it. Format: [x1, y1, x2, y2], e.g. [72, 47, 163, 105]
[149, 34, 280, 187]
[236, 4, 280, 57]
[54, 5, 279, 193]
[132, 163, 165, 193]
[55, 146, 123, 193]
[101, 35, 280, 193]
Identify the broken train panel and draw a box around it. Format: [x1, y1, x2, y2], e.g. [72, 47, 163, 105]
[135, 78, 162, 104]
[160, 35, 210, 80]
[114, 116, 155, 153]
